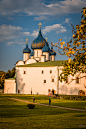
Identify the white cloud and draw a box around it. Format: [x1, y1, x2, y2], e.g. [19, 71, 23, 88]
[31, 30, 39, 37]
[42, 24, 67, 35]
[7, 39, 25, 45]
[23, 32, 30, 36]
[65, 18, 71, 23]
[0, 0, 85, 19]
[0, 24, 31, 45]
[34, 16, 49, 20]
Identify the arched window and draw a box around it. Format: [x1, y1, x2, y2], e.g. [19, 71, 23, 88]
[24, 71, 26, 74]
[41, 70, 44, 74]
[66, 77, 68, 83]
[44, 80, 46, 83]
[52, 79, 54, 82]
[50, 70, 52, 74]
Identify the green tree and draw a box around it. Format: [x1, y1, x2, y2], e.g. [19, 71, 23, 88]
[0, 71, 6, 89]
[52, 7, 86, 83]
[0, 67, 15, 89]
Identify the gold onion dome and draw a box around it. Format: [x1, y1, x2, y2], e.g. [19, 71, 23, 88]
[31, 23, 48, 49]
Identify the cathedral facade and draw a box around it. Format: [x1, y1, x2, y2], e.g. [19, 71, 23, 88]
[4, 23, 86, 95]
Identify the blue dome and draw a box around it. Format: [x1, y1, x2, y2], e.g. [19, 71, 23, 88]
[31, 27, 46, 49]
[42, 44, 50, 52]
[30, 51, 34, 56]
[23, 44, 31, 53]
[49, 46, 56, 56]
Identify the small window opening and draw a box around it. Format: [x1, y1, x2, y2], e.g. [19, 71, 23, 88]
[44, 80, 46, 83]
[24, 71, 26, 74]
[42, 70, 44, 74]
[52, 79, 54, 82]
[76, 77, 79, 83]
[50, 70, 52, 74]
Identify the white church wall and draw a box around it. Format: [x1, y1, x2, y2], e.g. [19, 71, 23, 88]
[52, 55, 55, 61]
[41, 55, 46, 62]
[34, 49, 42, 58]
[16, 65, 86, 95]
[4, 79, 16, 94]
[25, 59, 37, 64]
[16, 66, 58, 95]
[43, 52, 49, 61]
[58, 69, 86, 95]
[23, 53, 30, 61]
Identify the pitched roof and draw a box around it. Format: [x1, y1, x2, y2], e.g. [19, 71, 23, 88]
[16, 60, 67, 67]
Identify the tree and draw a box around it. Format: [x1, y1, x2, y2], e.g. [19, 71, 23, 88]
[0, 67, 15, 89]
[52, 7, 86, 83]
[0, 71, 6, 89]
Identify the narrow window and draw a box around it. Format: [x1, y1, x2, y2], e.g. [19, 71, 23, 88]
[76, 77, 79, 83]
[66, 77, 68, 83]
[24, 71, 26, 74]
[50, 70, 52, 74]
[42, 70, 44, 74]
[44, 80, 46, 83]
[52, 79, 54, 82]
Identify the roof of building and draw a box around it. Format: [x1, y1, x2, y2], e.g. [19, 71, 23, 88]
[42, 43, 50, 52]
[16, 60, 66, 67]
[49, 46, 56, 56]
[23, 44, 31, 53]
[31, 27, 46, 49]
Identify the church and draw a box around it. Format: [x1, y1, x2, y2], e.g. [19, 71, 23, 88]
[4, 23, 86, 95]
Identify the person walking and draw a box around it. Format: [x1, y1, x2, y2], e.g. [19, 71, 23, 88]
[49, 99, 51, 105]
[33, 97, 35, 103]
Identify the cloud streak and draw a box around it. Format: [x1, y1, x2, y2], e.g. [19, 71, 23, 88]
[43, 24, 67, 35]
[0, 0, 85, 19]
[0, 23, 67, 45]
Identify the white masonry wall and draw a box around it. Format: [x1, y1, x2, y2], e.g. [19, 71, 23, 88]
[58, 68, 86, 95]
[34, 49, 42, 58]
[15, 66, 86, 95]
[4, 79, 16, 94]
[43, 52, 49, 61]
[16, 66, 58, 95]
[23, 53, 30, 61]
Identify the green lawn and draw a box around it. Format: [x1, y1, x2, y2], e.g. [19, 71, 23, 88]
[0, 94, 86, 129]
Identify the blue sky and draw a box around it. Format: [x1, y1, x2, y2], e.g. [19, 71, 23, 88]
[0, 0, 86, 72]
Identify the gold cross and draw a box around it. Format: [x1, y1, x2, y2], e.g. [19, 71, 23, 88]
[38, 22, 42, 28]
[26, 38, 28, 44]
[45, 37, 48, 41]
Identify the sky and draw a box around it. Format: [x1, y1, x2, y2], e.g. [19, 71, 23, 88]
[0, 0, 86, 72]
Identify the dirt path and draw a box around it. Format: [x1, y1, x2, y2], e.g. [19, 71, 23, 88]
[9, 98, 86, 112]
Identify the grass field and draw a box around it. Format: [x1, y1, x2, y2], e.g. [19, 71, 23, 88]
[0, 94, 86, 129]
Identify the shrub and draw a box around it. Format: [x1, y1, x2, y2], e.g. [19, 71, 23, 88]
[27, 104, 35, 109]
[55, 94, 86, 100]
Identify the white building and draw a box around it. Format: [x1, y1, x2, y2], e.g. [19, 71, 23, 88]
[4, 23, 86, 95]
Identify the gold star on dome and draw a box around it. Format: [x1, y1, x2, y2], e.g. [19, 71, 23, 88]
[26, 38, 28, 44]
[38, 22, 42, 28]
[45, 37, 48, 41]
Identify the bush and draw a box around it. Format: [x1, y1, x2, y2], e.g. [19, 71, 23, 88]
[55, 94, 86, 100]
[27, 104, 35, 109]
